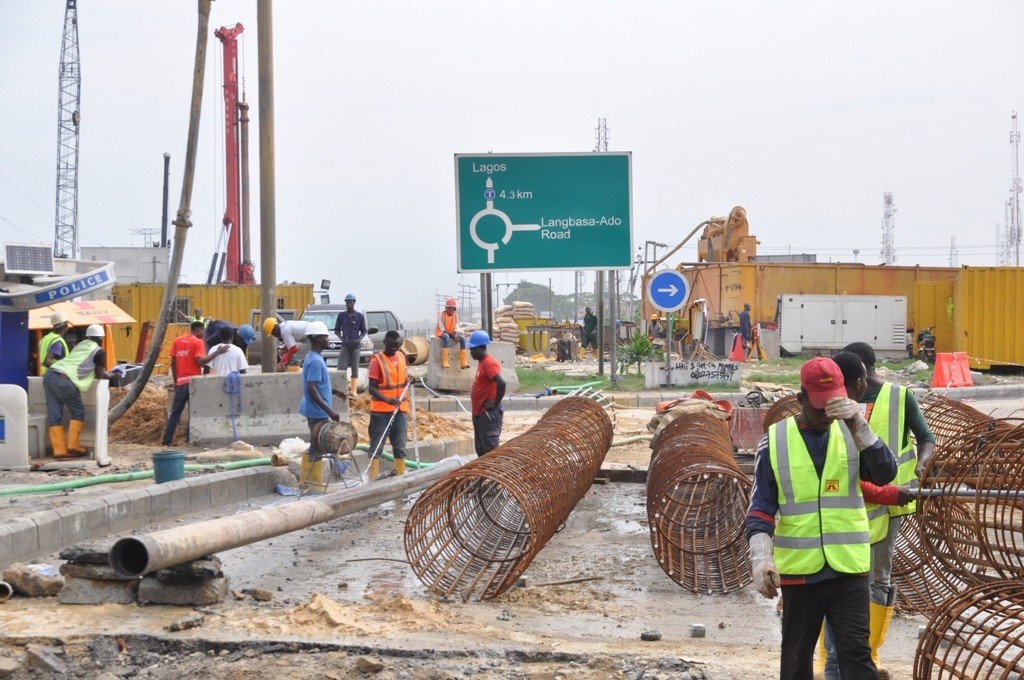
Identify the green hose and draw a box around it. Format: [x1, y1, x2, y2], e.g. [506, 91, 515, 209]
[548, 380, 605, 394]
[355, 443, 435, 469]
[0, 457, 273, 497]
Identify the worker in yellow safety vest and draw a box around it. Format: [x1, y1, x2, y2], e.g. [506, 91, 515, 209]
[746, 356, 897, 680]
[367, 330, 410, 479]
[43, 324, 124, 459]
[39, 311, 71, 375]
[434, 298, 468, 369]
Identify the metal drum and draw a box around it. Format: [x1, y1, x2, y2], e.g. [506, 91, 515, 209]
[317, 421, 358, 455]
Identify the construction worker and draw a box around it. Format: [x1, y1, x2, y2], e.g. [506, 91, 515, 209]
[190, 307, 209, 327]
[39, 310, 71, 375]
[206, 325, 249, 376]
[367, 330, 410, 479]
[299, 321, 346, 489]
[813, 342, 936, 680]
[435, 297, 468, 369]
[579, 306, 598, 359]
[333, 293, 367, 397]
[747, 356, 897, 680]
[43, 324, 124, 458]
[468, 330, 506, 456]
[262, 317, 311, 372]
[739, 303, 752, 349]
[648, 313, 665, 340]
[162, 321, 228, 446]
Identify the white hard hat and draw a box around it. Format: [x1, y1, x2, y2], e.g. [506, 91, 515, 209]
[85, 324, 105, 339]
[306, 321, 330, 337]
[50, 310, 70, 326]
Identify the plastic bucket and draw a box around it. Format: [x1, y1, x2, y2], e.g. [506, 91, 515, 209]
[152, 450, 186, 484]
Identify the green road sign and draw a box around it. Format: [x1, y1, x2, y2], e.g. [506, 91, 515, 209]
[455, 152, 632, 273]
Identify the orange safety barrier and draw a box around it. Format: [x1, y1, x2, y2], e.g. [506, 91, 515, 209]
[931, 352, 973, 389]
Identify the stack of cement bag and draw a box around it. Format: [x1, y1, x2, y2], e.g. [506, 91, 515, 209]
[493, 303, 529, 344]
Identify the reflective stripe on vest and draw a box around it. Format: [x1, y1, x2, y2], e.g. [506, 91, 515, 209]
[769, 418, 870, 575]
[51, 339, 101, 393]
[871, 383, 917, 517]
[370, 351, 409, 413]
[39, 332, 69, 375]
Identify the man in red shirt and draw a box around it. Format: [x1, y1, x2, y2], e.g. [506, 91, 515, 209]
[467, 331, 506, 456]
[162, 321, 227, 446]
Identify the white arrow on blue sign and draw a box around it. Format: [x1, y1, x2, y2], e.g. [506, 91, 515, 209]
[647, 269, 691, 313]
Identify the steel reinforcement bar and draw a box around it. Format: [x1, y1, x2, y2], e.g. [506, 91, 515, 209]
[403, 396, 613, 601]
[647, 412, 752, 594]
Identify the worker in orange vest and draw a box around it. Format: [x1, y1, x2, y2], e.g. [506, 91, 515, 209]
[367, 330, 411, 479]
[434, 297, 469, 369]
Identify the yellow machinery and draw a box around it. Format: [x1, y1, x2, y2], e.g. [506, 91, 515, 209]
[697, 206, 759, 263]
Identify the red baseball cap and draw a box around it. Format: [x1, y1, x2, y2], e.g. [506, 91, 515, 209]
[800, 357, 847, 409]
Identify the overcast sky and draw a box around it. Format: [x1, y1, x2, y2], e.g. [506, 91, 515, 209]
[1, 1, 1021, 324]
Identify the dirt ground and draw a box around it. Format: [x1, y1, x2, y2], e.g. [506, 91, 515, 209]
[1, 369, 1021, 678]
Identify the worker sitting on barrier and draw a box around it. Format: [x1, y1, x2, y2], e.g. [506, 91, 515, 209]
[435, 297, 469, 369]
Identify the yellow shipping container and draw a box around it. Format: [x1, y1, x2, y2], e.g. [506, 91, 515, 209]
[952, 267, 1024, 370]
[107, 283, 313, 364]
[912, 280, 955, 357]
[670, 262, 959, 330]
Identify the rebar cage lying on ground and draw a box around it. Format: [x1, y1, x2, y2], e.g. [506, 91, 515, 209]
[914, 579, 1024, 680]
[403, 396, 613, 601]
[647, 412, 752, 594]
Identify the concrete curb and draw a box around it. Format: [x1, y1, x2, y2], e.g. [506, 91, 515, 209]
[0, 467, 278, 570]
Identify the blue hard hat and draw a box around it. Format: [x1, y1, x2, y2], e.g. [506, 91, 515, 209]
[467, 330, 491, 348]
[238, 324, 255, 345]
[344, 293, 357, 302]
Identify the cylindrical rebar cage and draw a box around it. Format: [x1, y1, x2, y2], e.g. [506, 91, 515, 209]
[647, 412, 752, 594]
[403, 397, 613, 601]
[914, 579, 1024, 680]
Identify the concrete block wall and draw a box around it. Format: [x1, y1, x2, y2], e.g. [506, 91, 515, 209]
[424, 338, 519, 393]
[27, 376, 111, 466]
[188, 371, 349, 447]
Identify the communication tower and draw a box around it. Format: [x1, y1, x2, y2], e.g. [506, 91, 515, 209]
[54, 0, 81, 259]
[948, 236, 959, 268]
[594, 118, 609, 153]
[1010, 111, 1022, 266]
[880, 192, 897, 265]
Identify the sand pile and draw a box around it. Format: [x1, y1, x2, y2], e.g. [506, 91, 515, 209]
[108, 383, 183, 446]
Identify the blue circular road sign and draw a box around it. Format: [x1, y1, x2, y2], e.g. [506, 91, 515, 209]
[647, 269, 691, 313]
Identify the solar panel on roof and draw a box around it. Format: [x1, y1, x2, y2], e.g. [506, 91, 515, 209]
[4, 243, 55, 275]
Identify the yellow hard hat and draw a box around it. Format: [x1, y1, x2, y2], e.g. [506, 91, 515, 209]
[262, 317, 278, 336]
[651, 313, 659, 320]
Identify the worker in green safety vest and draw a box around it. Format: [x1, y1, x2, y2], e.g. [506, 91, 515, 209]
[746, 356, 898, 680]
[39, 310, 71, 375]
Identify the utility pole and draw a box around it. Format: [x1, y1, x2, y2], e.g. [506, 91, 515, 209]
[54, 0, 81, 259]
[257, 0, 278, 374]
[457, 282, 477, 322]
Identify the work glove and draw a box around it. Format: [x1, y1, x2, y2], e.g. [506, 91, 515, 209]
[748, 532, 780, 599]
[825, 397, 879, 450]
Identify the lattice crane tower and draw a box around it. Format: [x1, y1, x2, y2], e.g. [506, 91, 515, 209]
[594, 118, 609, 153]
[880, 191, 897, 265]
[54, 0, 81, 259]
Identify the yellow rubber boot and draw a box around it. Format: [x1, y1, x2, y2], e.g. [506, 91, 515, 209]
[577, 346, 586, 360]
[49, 426, 68, 458]
[368, 458, 380, 482]
[67, 419, 88, 457]
[299, 453, 326, 492]
[869, 602, 895, 680]
[394, 458, 406, 476]
[440, 348, 450, 369]
[459, 349, 470, 369]
[813, 622, 826, 680]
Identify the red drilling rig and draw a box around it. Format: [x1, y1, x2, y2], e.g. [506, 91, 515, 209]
[208, 23, 255, 284]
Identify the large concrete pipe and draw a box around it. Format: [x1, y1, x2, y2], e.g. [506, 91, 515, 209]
[111, 456, 467, 578]
[402, 336, 431, 366]
[0, 580, 12, 602]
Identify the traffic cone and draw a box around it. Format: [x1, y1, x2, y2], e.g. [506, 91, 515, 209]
[729, 334, 746, 362]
